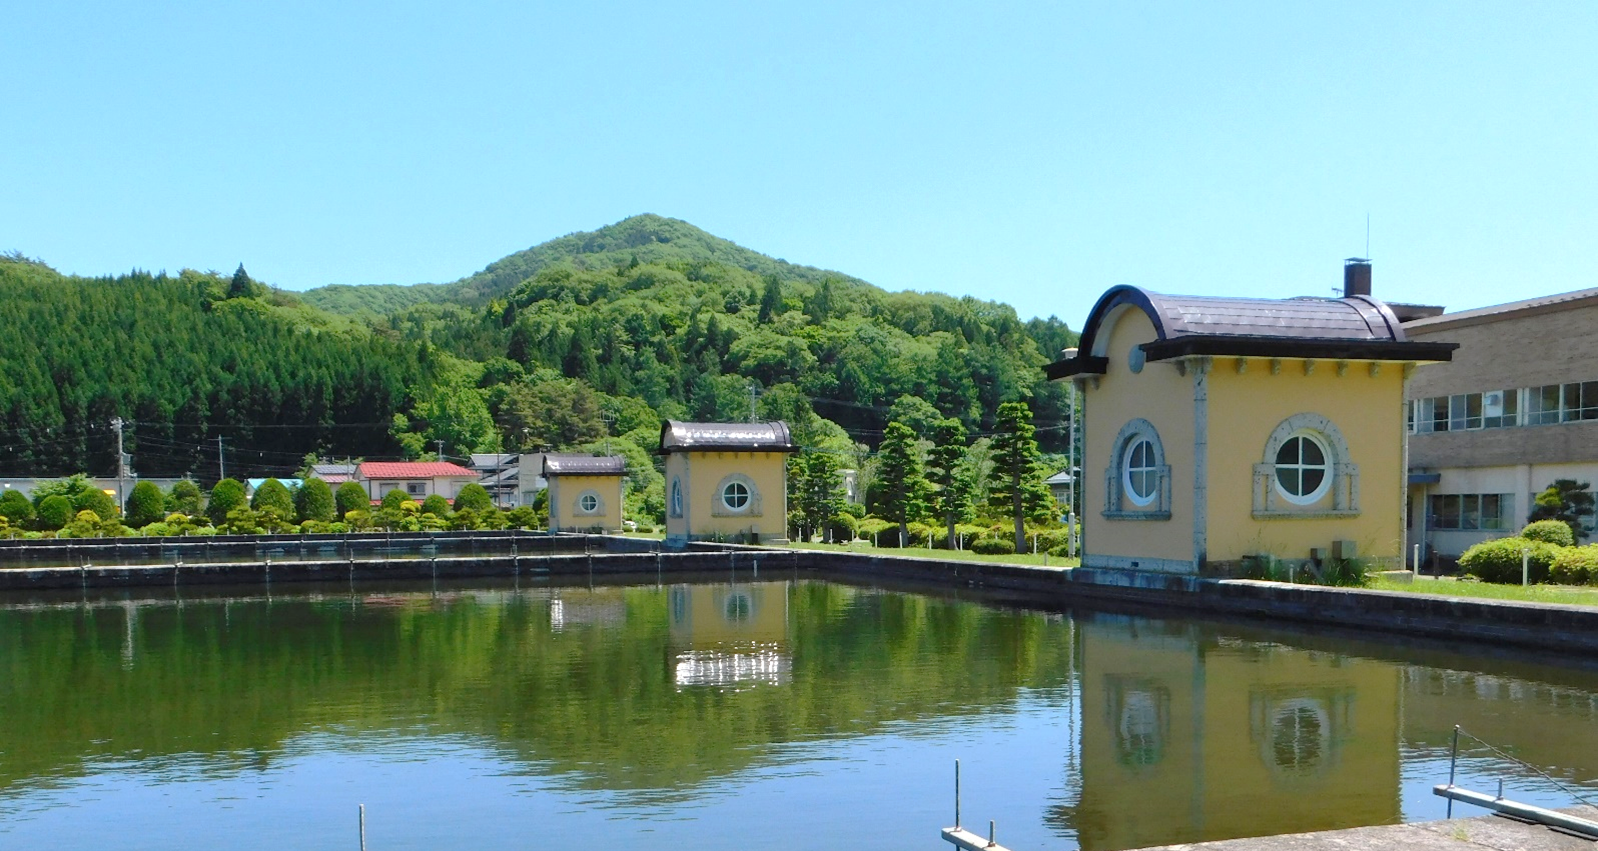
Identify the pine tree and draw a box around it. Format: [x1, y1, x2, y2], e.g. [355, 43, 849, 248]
[1528, 479, 1595, 541]
[927, 418, 974, 548]
[989, 401, 1054, 552]
[790, 450, 844, 542]
[228, 264, 254, 299]
[876, 421, 928, 546]
[757, 275, 783, 324]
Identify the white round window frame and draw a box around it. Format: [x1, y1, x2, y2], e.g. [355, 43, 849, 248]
[1122, 437, 1158, 507]
[577, 491, 601, 513]
[1272, 431, 1333, 506]
[720, 481, 751, 512]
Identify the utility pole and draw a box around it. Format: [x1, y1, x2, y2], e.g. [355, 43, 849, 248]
[112, 417, 128, 509]
[217, 435, 225, 481]
[435, 439, 445, 461]
[747, 384, 761, 423]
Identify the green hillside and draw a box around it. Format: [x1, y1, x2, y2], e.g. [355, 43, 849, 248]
[301, 214, 872, 316]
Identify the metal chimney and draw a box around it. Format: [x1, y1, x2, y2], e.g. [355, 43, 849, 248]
[1343, 258, 1371, 298]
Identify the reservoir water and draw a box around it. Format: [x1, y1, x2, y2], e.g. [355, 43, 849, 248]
[2, 578, 1596, 850]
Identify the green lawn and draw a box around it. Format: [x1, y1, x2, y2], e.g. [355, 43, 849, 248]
[1368, 576, 1598, 607]
[786, 539, 1079, 569]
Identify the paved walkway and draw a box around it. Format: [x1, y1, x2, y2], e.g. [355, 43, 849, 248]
[1134, 806, 1598, 851]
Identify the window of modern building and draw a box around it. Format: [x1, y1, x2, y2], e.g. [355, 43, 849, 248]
[406, 482, 427, 496]
[1427, 493, 1514, 530]
[1411, 380, 1598, 433]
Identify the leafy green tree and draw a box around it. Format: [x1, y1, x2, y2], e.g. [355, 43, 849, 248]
[789, 450, 844, 542]
[336, 481, 370, 518]
[251, 478, 295, 518]
[206, 478, 247, 525]
[988, 401, 1055, 552]
[1528, 479, 1595, 541]
[886, 395, 944, 438]
[166, 480, 203, 516]
[294, 477, 336, 523]
[453, 483, 494, 513]
[421, 493, 452, 517]
[76, 487, 117, 520]
[124, 481, 167, 528]
[0, 489, 34, 525]
[417, 386, 502, 455]
[876, 421, 929, 546]
[36, 495, 73, 530]
[927, 418, 975, 548]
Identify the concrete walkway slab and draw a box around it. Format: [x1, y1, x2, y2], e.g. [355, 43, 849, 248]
[1130, 807, 1598, 851]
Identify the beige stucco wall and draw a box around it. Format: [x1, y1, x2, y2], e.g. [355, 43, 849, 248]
[1081, 306, 1197, 571]
[664, 451, 789, 544]
[547, 474, 624, 533]
[1206, 359, 1408, 565]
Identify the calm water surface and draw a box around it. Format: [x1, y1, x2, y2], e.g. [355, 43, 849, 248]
[1, 579, 1596, 850]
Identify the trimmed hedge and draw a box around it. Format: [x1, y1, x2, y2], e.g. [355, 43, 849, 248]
[1459, 536, 1561, 584]
[1550, 545, 1598, 586]
[1521, 519, 1576, 547]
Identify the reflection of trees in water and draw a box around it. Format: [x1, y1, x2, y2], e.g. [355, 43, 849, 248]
[0, 581, 1073, 798]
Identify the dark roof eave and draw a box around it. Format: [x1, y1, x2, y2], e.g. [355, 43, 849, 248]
[1043, 355, 1109, 380]
[1140, 336, 1458, 363]
[657, 443, 802, 456]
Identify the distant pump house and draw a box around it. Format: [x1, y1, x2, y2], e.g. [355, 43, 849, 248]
[659, 420, 798, 547]
[542, 453, 626, 534]
[1047, 262, 1456, 574]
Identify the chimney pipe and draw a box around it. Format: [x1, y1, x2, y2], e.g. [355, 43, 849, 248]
[1343, 258, 1371, 298]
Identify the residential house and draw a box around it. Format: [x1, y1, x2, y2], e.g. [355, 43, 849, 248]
[357, 461, 478, 503]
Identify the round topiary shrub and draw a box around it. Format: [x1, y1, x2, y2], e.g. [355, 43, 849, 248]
[971, 537, 1014, 555]
[1521, 519, 1576, 548]
[1550, 545, 1598, 585]
[1459, 536, 1561, 584]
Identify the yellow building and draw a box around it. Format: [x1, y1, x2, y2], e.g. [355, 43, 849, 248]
[1047, 262, 1456, 574]
[1059, 615, 1401, 850]
[659, 421, 797, 546]
[543, 454, 626, 533]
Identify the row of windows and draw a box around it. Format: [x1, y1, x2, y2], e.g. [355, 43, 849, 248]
[1425, 493, 1515, 531]
[1410, 382, 1598, 433]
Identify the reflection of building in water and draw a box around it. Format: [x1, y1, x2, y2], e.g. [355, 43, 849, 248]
[1057, 615, 1399, 851]
[547, 589, 630, 632]
[668, 582, 791, 690]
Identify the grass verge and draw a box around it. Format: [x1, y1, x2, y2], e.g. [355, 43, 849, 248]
[787, 539, 1079, 569]
[1368, 576, 1598, 607]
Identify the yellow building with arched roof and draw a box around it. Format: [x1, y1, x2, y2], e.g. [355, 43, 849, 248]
[659, 421, 798, 547]
[543, 454, 626, 534]
[1047, 263, 1456, 574]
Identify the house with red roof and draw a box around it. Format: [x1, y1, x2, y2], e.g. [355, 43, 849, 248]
[357, 461, 479, 503]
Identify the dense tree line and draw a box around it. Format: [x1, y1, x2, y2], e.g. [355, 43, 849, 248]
[0, 257, 423, 478]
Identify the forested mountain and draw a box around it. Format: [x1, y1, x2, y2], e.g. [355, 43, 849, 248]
[300, 214, 872, 317]
[1, 216, 1077, 484]
[0, 256, 422, 478]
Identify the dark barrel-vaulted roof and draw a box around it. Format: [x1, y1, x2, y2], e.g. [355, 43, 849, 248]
[658, 421, 798, 455]
[541, 454, 627, 476]
[1045, 285, 1456, 379]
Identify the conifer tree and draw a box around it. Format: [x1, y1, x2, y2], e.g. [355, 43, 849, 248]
[295, 477, 336, 523]
[251, 478, 295, 520]
[454, 483, 494, 512]
[336, 481, 370, 519]
[124, 481, 166, 528]
[988, 401, 1054, 552]
[876, 421, 928, 546]
[927, 418, 974, 549]
[207, 478, 246, 525]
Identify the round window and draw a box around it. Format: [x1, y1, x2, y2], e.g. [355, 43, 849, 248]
[1123, 437, 1157, 506]
[721, 481, 750, 511]
[1274, 433, 1331, 504]
[579, 493, 599, 512]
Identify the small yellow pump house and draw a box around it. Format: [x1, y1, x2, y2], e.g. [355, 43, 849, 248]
[542, 454, 626, 533]
[659, 421, 798, 547]
[1047, 262, 1456, 574]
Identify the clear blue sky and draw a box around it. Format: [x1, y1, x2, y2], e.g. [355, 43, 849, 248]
[6, 1, 1596, 325]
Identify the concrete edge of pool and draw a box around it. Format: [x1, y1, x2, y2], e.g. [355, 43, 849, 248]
[2, 534, 1596, 657]
[1123, 804, 1598, 851]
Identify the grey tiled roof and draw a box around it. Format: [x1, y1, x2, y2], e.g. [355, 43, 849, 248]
[1404, 286, 1598, 333]
[1145, 293, 1402, 341]
[658, 421, 798, 454]
[541, 454, 626, 476]
[311, 463, 357, 476]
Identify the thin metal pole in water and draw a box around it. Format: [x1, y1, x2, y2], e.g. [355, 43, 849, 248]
[1447, 725, 1460, 818]
[359, 803, 366, 851]
[954, 759, 961, 829]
